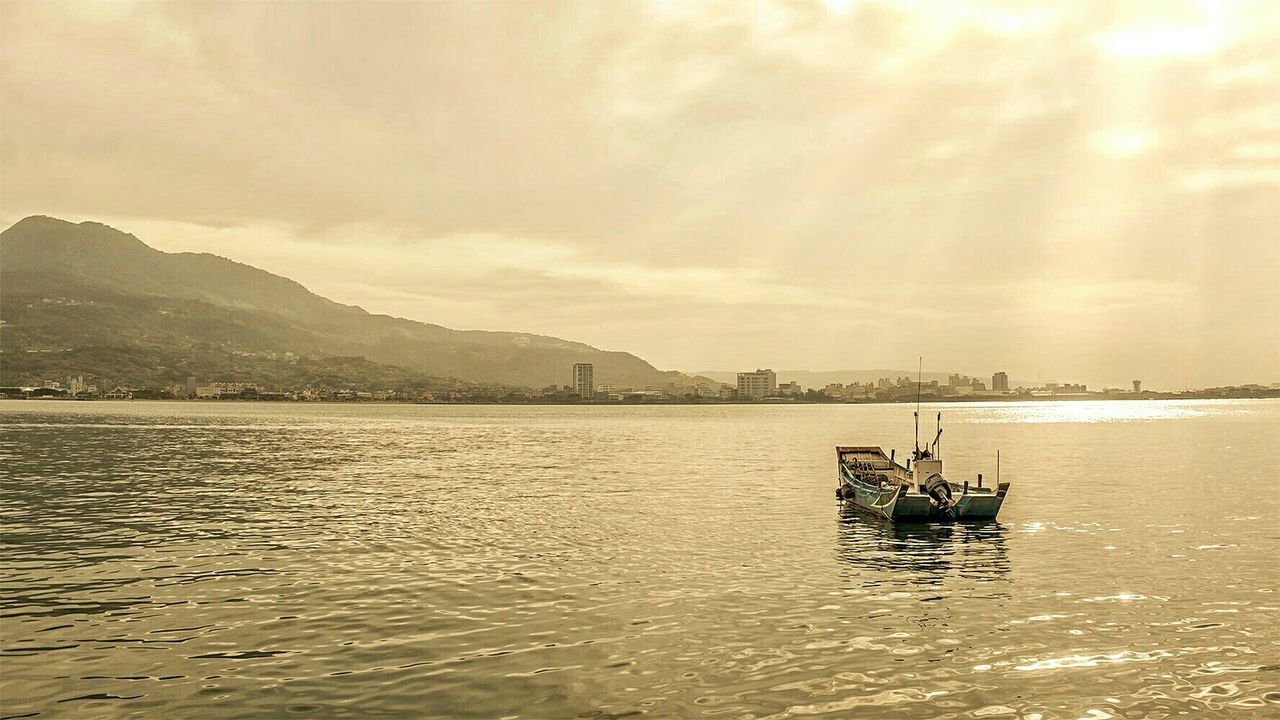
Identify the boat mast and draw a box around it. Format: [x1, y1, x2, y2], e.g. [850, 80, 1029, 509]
[913, 356, 922, 458]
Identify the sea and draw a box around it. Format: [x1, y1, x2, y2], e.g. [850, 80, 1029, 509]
[1, 399, 1278, 719]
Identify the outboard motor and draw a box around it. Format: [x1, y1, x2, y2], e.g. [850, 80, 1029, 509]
[922, 473, 956, 518]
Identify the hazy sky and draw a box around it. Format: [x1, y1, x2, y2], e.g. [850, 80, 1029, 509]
[2, 1, 1277, 388]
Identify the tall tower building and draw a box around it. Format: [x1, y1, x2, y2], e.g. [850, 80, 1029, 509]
[572, 363, 594, 399]
[991, 371, 1009, 392]
[1132, 380, 1142, 393]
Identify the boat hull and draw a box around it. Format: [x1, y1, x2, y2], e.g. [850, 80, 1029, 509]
[838, 465, 1008, 521]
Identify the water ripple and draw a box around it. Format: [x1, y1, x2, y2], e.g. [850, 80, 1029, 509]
[2, 399, 1279, 718]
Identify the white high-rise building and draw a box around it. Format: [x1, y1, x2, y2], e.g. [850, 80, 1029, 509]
[572, 363, 594, 398]
[736, 369, 777, 399]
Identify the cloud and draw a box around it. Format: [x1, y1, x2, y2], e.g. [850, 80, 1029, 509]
[2, 0, 1278, 388]
[1094, 129, 1159, 157]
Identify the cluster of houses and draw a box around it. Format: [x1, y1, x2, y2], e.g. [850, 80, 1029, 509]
[559, 366, 1085, 402]
[5, 367, 1277, 403]
[0, 376, 435, 402]
[1, 375, 132, 399]
[731, 369, 1165, 402]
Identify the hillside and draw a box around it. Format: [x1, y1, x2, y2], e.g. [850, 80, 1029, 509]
[0, 216, 697, 390]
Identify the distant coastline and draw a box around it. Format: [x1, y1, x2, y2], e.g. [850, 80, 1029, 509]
[5, 389, 1277, 405]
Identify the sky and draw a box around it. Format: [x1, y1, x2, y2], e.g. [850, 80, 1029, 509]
[2, 0, 1277, 389]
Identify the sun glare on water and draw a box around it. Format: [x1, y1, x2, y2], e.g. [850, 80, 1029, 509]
[970, 401, 1211, 424]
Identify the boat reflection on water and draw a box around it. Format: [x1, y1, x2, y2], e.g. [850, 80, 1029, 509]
[836, 508, 1011, 588]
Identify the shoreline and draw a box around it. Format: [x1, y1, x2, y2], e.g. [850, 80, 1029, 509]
[5, 393, 1277, 406]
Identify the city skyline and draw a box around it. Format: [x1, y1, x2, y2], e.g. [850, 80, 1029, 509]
[3, 1, 1277, 390]
[18, 346, 1270, 402]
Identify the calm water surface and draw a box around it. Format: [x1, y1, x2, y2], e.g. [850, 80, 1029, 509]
[2, 399, 1278, 718]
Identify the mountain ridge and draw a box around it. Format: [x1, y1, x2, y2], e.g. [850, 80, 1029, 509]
[0, 215, 703, 390]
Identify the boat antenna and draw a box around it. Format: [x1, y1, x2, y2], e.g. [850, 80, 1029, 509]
[913, 356, 922, 456]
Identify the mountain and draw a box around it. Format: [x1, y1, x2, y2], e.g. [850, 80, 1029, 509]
[0, 215, 699, 390]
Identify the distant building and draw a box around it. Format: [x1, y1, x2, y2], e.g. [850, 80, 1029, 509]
[194, 382, 258, 399]
[572, 363, 594, 399]
[1132, 380, 1142, 393]
[845, 384, 872, 399]
[736, 369, 777, 399]
[778, 381, 803, 396]
[992, 371, 1009, 392]
[823, 383, 845, 397]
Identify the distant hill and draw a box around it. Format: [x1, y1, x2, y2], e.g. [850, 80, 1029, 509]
[0, 216, 700, 390]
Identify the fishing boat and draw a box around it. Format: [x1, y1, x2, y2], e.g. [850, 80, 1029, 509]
[836, 411, 1009, 521]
